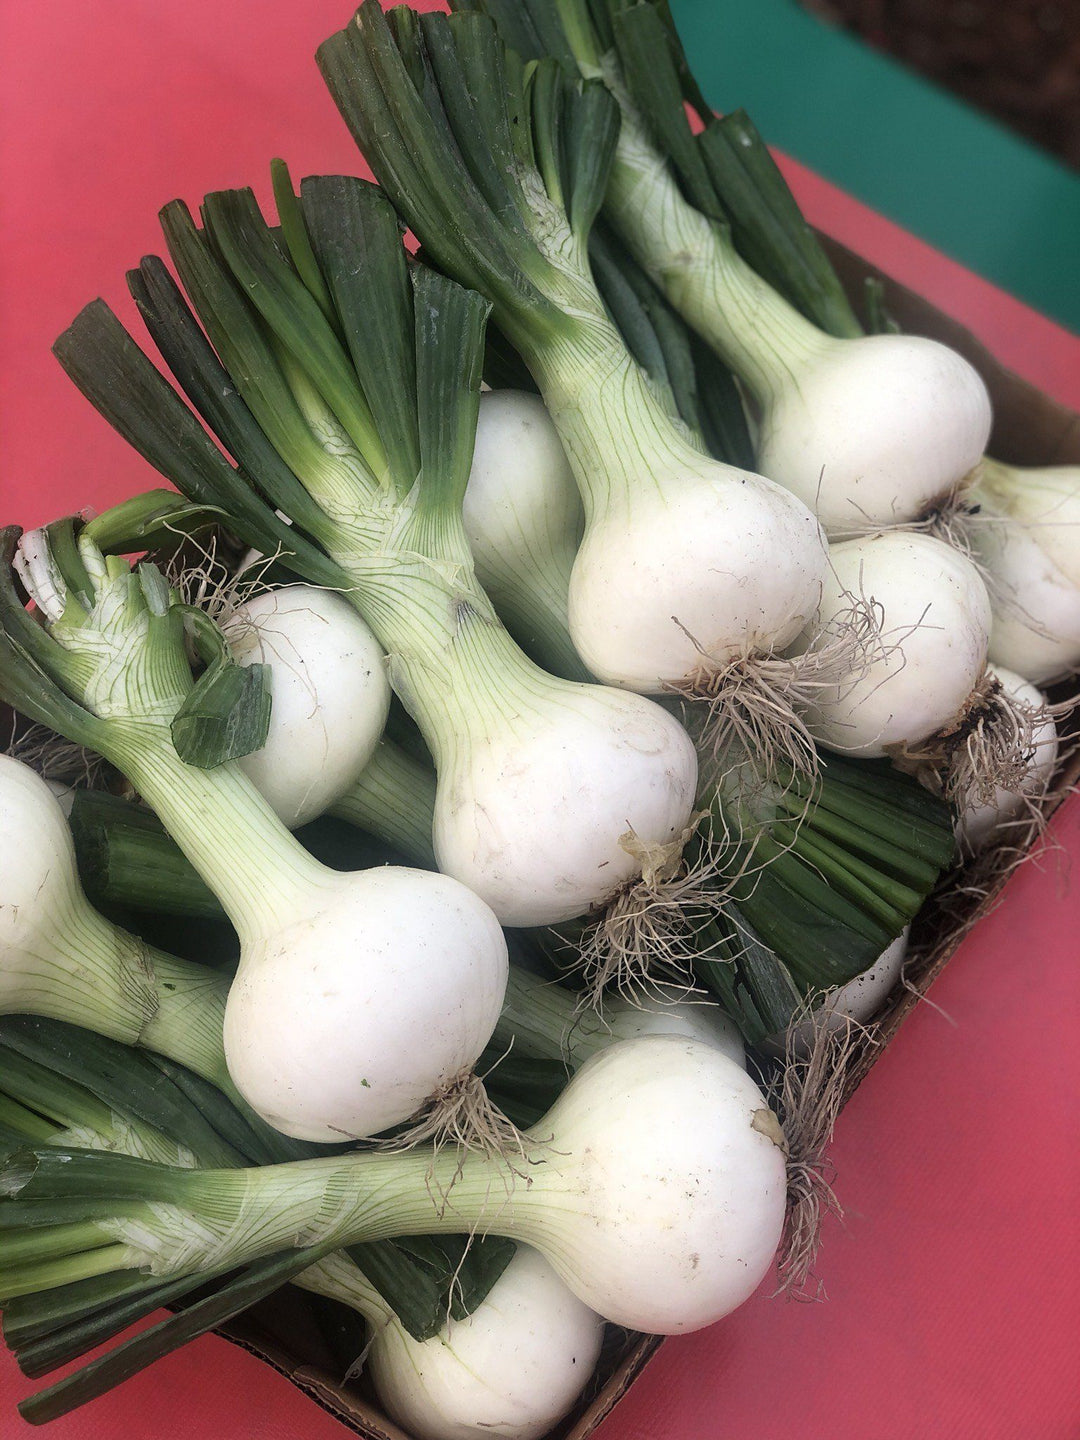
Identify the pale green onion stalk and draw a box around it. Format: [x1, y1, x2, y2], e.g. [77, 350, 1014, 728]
[5, 533, 508, 1144]
[318, 7, 830, 696]
[4, 1035, 787, 1334]
[303, 1246, 604, 1440]
[0, 753, 232, 1095]
[222, 586, 390, 827]
[463, 390, 589, 683]
[494, 964, 744, 1071]
[329, 735, 438, 868]
[959, 459, 1080, 683]
[471, 0, 992, 536]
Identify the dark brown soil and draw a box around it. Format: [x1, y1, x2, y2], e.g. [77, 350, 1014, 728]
[801, 0, 1080, 169]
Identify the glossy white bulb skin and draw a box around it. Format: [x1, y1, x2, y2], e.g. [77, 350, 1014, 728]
[568, 457, 828, 691]
[370, 1247, 604, 1440]
[581, 987, 745, 1071]
[433, 686, 698, 928]
[768, 930, 909, 1059]
[463, 391, 583, 599]
[757, 334, 992, 536]
[0, 757, 84, 1003]
[223, 588, 390, 827]
[224, 867, 508, 1142]
[521, 1036, 788, 1333]
[799, 531, 992, 756]
[957, 667, 1058, 849]
[966, 462, 1080, 683]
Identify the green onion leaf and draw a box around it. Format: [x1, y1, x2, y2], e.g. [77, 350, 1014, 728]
[170, 656, 271, 769]
[300, 175, 421, 488]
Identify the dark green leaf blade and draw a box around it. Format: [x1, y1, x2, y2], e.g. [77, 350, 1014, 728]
[52, 304, 345, 590]
[300, 174, 421, 489]
[411, 267, 491, 526]
[170, 659, 271, 768]
[698, 111, 862, 338]
[17, 1243, 338, 1424]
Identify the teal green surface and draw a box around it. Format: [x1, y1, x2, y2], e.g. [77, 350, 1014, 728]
[670, 0, 1080, 333]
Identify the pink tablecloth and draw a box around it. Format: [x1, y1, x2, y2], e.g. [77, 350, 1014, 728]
[2, 4, 1079, 1437]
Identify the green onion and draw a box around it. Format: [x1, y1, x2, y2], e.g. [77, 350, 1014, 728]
[1, 523, 511, 1145]
[455, 0, 991, 537]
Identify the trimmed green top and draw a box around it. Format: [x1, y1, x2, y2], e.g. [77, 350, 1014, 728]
[669, 0, 1080, 334]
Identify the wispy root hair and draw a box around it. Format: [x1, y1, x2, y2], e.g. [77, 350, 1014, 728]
[927, 729, 1077, 944]
[572, 818, 719, 1012]
[169, 529, 284, 627]
[889, 668, 1058, 812]
[767, 1008, 873, 1298]
[669, 591, 898, 801]
[375, 1064, 529, 1183]
[4, 716, 109, 790]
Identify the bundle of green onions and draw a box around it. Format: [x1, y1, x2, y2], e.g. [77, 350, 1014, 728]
[1, 1, 1074, 1434]
[419, 0, 1069, 801]
[51, 154, 952, 1029]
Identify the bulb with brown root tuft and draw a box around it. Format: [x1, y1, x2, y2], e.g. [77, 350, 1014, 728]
[954, 666, 1061, 852]
[795, 530, 1050, 814]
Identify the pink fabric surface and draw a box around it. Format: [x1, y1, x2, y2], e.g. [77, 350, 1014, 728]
[2, 3, 1079, 1438]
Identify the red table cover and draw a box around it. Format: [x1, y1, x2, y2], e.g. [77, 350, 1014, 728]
[2, 4, 1079, 1438]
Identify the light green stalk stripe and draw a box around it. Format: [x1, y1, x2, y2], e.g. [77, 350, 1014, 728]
[114, 1147, 554, 1283]
[492, 966, 608, 1067]
[336, 525, 571, 774]
[8, 895, 230, 1095]
[601, 97, 830, 409]
[330, 738, 437, 867]
[111, 738, 331, 949]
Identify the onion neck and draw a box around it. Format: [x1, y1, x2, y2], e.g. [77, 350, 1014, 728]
[6, 885, 232, 1093]
[602, 102, 832, 409]
[330, 738, 438, 868]
[111, 732, 330, 948]
[522, 303, 708, 524]
[135, 951, 232, 1092]
[7, 893, 158, 1050]
[340, 540, 572, 773]
[488, 568, 592, 685]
